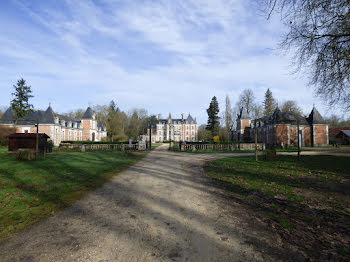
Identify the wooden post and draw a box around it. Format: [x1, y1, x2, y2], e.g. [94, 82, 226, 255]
[297, 120, 301, 161]
[149, 124, 152, 150]
[255, 120, 258, 161]
[36, 119, 39, 160]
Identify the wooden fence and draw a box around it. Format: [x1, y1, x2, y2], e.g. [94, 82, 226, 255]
[59, 143, 138, 151]
[174, 143, 265, 151]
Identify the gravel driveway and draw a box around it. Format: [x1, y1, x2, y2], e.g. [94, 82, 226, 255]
[0, 145, 299, 262]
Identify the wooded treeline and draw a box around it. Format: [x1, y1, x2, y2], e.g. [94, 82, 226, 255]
[62, 100, 155, 142]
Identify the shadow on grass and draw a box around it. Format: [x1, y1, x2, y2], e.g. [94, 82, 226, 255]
[204, 155, 350, 260]
[0, 151, 145, 241]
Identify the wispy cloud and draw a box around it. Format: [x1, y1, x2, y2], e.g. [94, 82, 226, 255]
[0, 0, 331, 123]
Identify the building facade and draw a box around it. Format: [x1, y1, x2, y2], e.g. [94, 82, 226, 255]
[0, 106, 107, 146]
[232, 106, 329, 147]
[145, 113, 198, 142]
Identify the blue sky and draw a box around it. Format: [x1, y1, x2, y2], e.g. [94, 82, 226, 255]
[0, 0, 334, 124]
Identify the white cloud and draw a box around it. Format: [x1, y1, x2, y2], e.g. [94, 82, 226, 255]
[0, 0, 335, 124]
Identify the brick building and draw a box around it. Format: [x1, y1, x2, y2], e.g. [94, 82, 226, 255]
[232, 106, 329, 147]
[0, 106, 107, 146]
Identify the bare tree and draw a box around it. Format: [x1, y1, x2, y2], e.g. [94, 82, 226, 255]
[262, 0, 350, 110]
[0, 106, 6, 118]
[198, 124, 212, 141]
[224, 95, 233, 132]
[280, 100, 303, 115]
[236, 89, 256, 115]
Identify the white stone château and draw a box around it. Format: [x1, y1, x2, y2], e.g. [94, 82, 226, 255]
[148, 113, 198, 142]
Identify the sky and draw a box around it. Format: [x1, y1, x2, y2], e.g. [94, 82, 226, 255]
[0, 0, 336, 124]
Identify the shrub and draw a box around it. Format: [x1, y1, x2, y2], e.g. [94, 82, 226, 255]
[0, 125, 16, 146]
[15, 149, 36, 160]
[265, 148, 277, 161]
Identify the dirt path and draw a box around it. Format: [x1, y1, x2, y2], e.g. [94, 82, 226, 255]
[0, 145, 300, 262]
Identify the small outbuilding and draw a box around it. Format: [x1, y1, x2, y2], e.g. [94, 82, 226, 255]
[335, 130, 350, 145]
[8, 133, 50, 152]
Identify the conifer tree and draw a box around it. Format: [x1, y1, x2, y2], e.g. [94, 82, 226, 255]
[206, 96, 220, 137]
[263, 88, 277, 116]
[11, 78, 34, 120]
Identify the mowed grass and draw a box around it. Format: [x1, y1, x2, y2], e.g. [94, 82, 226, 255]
[0, 147, 8, 153]
[0, 151, 146, 241]
[205, 155, 350, 260]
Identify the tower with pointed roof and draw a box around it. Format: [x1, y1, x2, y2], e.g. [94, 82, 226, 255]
[235, 107, 251, 141]
[235, 105, 329, 147]
[307, 106, 328, 146]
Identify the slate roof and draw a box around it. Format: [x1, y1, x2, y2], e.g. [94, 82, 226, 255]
[258, 107, 308, 125]
[157, 114, 197, 124]
[82, 107, 94, 119]
[185, 114, 196, 124]
[239, 107, 250, 119]
[8, 133, 50, 139]
[307, 107, 326, 125]
[341, 130, 350, 138]
[0, 107, 16, 124]
[329, 127, 350, 137]
[98, 121, 105, 131]
[1, 106, 97, 129]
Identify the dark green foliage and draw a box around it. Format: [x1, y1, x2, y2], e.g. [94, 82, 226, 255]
[11, 78, 34, 121]
[0, 126, 16, 146]
[263, 88, 276, 116]
[206, 96, 220, 137]
[109, 100, 119, 113]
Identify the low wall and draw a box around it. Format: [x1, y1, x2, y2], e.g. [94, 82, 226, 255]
[59, 143, 138, 151]
[179, 143, 265, 151]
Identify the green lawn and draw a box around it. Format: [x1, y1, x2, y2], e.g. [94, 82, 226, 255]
[0, 151, 146, 241]
[0, 147, 8, 153]
[205, 155, 350, 260]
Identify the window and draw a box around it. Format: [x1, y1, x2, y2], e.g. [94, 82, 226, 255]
[191, 131, 194, 135]
[186, 126, 189, 130]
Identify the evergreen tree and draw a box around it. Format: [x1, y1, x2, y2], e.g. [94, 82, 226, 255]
[11, 78, 34, 120]
[263, 88, 277, 116]
[106, 100, 126, 141]
[109, 100, 119, 113]
[206, 96, 220, 137]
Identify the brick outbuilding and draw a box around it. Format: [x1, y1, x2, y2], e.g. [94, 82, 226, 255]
[232, 106, 329, 147]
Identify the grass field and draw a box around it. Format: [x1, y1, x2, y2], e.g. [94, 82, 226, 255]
[0, 147, 8, 153]
[205, 155, 350, 259]
[0, 151, 146, 242]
